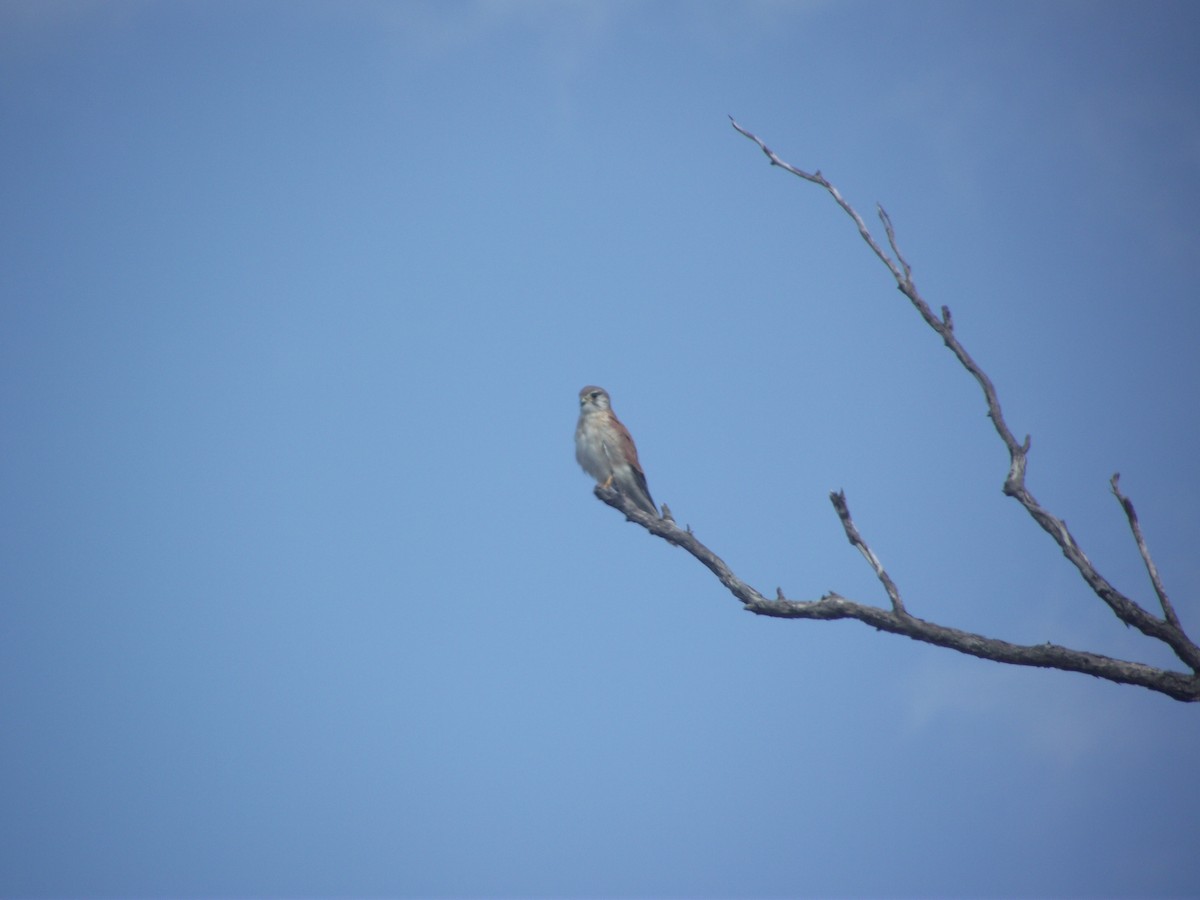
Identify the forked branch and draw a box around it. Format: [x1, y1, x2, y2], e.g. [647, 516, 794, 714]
[595, 487, 1198, 702]
[588, 121, 1200, 702]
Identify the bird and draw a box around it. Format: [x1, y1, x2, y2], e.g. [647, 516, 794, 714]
[575, 385, 658, 517]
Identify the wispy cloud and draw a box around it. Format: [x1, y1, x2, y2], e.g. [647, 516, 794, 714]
[900, 655, 1141, 766]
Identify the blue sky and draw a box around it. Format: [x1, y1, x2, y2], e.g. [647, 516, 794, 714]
[2, 1, 1199, 897]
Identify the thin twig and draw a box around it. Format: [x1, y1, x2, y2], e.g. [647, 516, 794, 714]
[1111, 473, 1180, 629]
[728, 117, 905, 283]
[878, 205, 912, 283]
[830, 490, 906, 615]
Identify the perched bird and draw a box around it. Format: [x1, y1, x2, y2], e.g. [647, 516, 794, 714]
[575, 385, 658, 516]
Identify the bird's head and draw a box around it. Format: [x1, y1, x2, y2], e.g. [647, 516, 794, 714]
[578, 385, 611, 413]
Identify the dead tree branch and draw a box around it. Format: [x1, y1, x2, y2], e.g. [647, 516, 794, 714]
[589, 120, 1200, 702]
[595, 486, 1199, 702]
[1111, 473, 1180, 630]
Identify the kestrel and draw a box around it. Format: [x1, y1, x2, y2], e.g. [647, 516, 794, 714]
[575, 385, 658, 517]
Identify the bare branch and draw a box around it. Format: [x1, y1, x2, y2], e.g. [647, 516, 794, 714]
[728, 116, 905, 283]
[727, 119, 1200, 679]
[1111, 473, 1181, 629]
[584, 122, 1200, 701]
[594, 486, 1200, 702]
[878, 205, 912, 282]
[593, 484, 768, 608]
[829, 490, 906, 615]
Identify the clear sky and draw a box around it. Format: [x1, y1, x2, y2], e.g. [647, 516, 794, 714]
[2, 1, 1199, 897]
